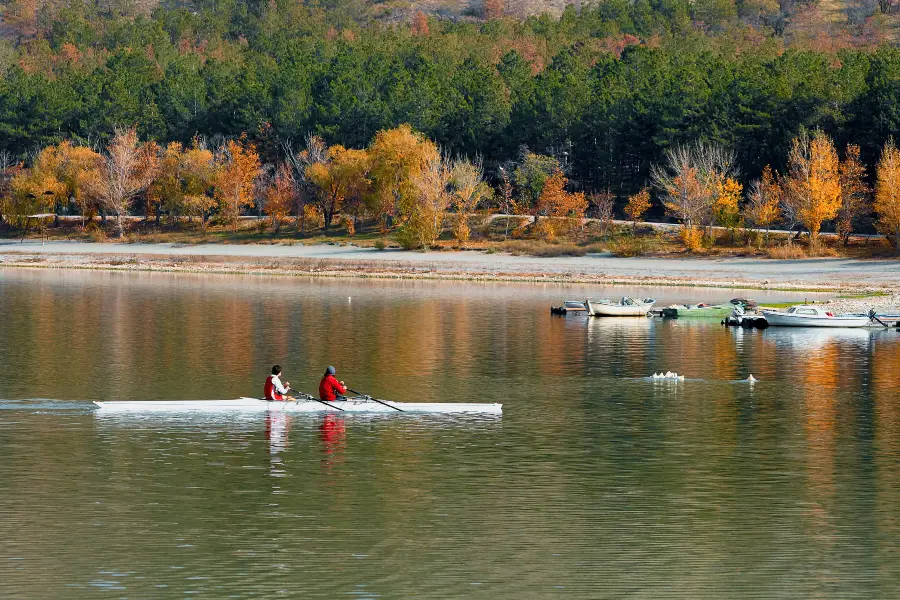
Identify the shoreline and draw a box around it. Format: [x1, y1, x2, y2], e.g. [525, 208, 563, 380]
[1, 241, 899, 313]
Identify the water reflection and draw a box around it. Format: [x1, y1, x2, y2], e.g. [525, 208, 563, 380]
[3, 269, 900, 598]
[319, 414, 347, 472]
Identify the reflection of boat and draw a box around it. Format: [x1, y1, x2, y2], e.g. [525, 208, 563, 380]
[94, 397, 502, 414]
[765, 327, 873, 349]
[762, 305, 872, 328]
[586, 297, 655, 317]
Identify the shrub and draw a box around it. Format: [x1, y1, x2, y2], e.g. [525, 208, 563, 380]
[607, 236, 651, 257]
[766, 244, 807, 259]
[680, 226, 703, 251]
[374, 239, 386, 250]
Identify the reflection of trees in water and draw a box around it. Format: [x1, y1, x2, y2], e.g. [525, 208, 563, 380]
[584, 317, 652, 377]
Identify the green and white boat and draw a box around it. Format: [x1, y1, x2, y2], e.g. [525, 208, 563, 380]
[661, 300, 745, 318]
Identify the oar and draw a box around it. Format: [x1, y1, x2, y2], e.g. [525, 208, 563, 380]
[347, 388, 403, 412]
[297, 392, 345, 412]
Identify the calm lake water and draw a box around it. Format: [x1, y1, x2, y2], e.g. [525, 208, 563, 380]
[1, 269, 899, 599]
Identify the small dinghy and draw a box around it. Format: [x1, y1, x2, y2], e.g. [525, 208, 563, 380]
[587, 297, 655, 317]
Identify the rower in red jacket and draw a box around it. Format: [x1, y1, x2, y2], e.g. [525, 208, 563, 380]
[318, 366, 347, 401]
[264, 365, 292, 401]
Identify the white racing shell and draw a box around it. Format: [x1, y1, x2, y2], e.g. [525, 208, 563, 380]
[94, 397, 502, 414]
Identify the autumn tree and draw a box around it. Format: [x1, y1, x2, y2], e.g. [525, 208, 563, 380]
[411, 11, 429, 36]
[513, 151, 561, 214]
[263, 164, 294, 233]
[84, 128, 158, 236]
[875, 138, 900, 252]
[713, 177, 743, 243]
[535, 169, 586, 241]
[652, 142, 735, 243]
[368, 124, 439, 232]
[282, 135, 327, 234]
[306, 145, 370, 229]
[836, 144, 870, 245]
[55, 142, 103, 228]
[213, 137, 262, 232]
[590, 191, 616, 237]
[744, 165, 782, 246]
[783, 131, 841, 248]
[496, 165, 516, 240]
[7, 158, 64, 228]
[450, 157, 485, 243]
[148, 142, 184, 225]
[180, 144, 217, 231]
[624, 188, 651, 233]
[651, 144, 711, 249]
[396, 156, 452, 250]
[483, 0, 505, 19]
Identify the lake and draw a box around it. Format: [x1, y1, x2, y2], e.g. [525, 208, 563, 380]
[1, 269, 899, 598]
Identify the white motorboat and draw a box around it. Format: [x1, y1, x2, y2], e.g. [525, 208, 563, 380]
[586, 297, 655, 317]
[761, 305, 873, 328]
[94, 397, 502, 414]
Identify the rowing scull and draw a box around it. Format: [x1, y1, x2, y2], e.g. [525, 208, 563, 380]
[93, 397, 502, 414]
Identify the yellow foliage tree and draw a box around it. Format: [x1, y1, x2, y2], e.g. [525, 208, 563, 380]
[713, 177, 743, 242]
[214, 138, 262, 232]
[450, 157, 485, 243]
[744, 165, 782, 246]
[306, 145, 370, 229]
[395, 156, 452, 250]
[784, 131, 841, 247]
[624, 188, 651, 232]
[148, 142, 184, 224]
[367, 124, 439, 232]
[875, 138, 900, 252]
[7, 161, 65, 228]
[54, 142, 103, 227]
[180, 144, 217, 230]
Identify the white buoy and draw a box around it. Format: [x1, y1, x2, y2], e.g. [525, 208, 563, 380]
[746, 374, 757, 383]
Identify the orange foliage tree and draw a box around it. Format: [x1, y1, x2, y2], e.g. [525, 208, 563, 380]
[264, 163, 294, 233]
[624, 188, 651, 232]
[783, 131, 841, 247]
[875, 138, 900, 252]
[213, 137, 262, 232]
[535, 169, 587, 241]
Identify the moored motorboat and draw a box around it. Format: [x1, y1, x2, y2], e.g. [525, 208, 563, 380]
[550, 300, 588, 315]
[586, 297, 655, 317]
[761, 305, 872, 328]
[661, 299, 748, 318]
[94, 397, 502, 414]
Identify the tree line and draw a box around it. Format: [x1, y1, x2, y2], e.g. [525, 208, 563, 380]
[3, 124, 900, 251]
[0, 0, 899, 207]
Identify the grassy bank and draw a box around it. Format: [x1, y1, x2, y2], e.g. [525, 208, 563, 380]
[4, 215, 898, 260]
